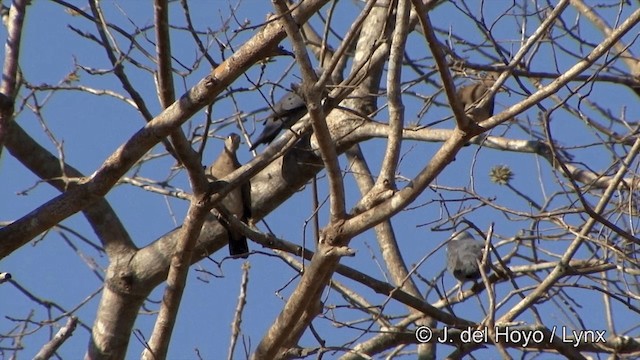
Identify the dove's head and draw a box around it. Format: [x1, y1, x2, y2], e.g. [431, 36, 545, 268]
[225, 133, 241, 152]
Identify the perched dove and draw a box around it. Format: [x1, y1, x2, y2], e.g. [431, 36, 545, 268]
[208, 133, 252, 257]
[447, 231, 489, 299]
[456, 77, 497, 123]
[249, 85, 307, 151]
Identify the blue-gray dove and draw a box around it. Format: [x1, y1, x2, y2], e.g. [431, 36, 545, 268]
[208, 133, 251, 257]
[447, 231, 489, 298]
[249, 86, 307, 151]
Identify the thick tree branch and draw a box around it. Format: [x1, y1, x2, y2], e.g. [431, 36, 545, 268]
[0, 0, 27, 155]
[141, 199, 211, 359]
[378, 0, 410, 188]
[273, 0, 346, 221]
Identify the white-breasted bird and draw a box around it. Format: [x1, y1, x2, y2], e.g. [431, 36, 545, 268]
[208, 133, 252, 257]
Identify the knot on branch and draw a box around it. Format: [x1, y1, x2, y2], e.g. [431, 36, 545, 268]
[105, 270, 136, 295]
[320, 219, 350, 247]
[351, 184, 395, 215]
[0, 93, 14, 113]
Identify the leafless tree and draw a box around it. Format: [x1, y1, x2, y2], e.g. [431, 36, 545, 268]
[1, 0, 640, 359]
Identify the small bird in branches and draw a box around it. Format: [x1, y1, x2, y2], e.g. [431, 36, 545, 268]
[447, 230, 490, 300]
[249, 84, 307, 151]
[208, 133, 252, 258]
[250, 68, 331, 151]
[456, 76, 498, 123]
